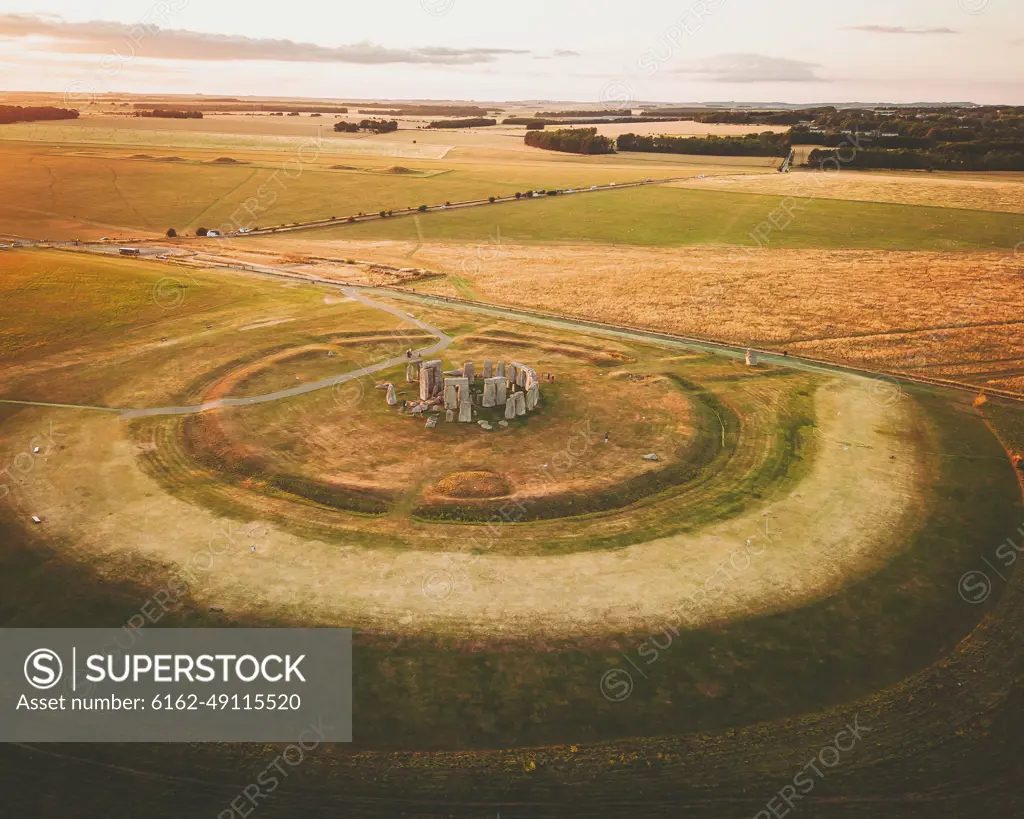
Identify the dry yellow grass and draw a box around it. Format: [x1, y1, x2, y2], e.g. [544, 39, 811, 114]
[222, 238, 1023, 393]
[6, 377, 925, 637]
[670, 169, 1024, 214]
[434, 471, 510, 498]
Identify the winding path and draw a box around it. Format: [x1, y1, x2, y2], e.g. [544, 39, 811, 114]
[118, 288, 451, 419]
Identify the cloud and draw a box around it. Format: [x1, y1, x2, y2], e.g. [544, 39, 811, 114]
[0, 14, 528, 65]
[535, 49, 581, 60]
[674, 53, 824, 83]
[848, 25, 957, 35]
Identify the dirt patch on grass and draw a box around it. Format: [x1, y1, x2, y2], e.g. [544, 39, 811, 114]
[434, 471, 511, 499]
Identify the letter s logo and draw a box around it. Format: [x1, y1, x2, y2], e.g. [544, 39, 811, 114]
[24, 648, 63, 690]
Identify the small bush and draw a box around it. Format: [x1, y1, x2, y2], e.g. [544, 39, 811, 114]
[489, 196, 496, 203]
[195, 226, 209, 236]
[166, 228, 177, 238]
[418, 204, 428, 212]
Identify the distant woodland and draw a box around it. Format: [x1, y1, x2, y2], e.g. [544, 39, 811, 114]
[617, 131, 791, 157]
[0, 105, 79, 125]
[135, 109, 203, 119]
[525, 127, 616, 154]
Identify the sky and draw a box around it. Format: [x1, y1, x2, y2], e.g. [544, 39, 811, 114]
[0, 0, 1021, 104]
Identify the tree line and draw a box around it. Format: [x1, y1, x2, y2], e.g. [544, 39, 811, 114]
[132, 103, 348, 114]
[535, 109, 631, 117]
[427, 118, 497, 129]
[358, 104, 490, 116]
[524, 127, 616, 154]
[505, 115, 687, 127]
[0, 105, 78, 125]
[808, 147, 1024, 171]
[617, 132, 791, 157]
[135, 109, 203, 119]
[334, 118, 398, 133]
[797, 106, 1024, 171]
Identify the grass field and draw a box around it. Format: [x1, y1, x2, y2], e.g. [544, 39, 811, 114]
[4, 111, 1024, 818]
[296, 185, 1024, 250]
[219, 237, 1024, 395]
[0, 136, 772, 241]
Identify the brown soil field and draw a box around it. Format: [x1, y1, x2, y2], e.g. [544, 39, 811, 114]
[670, 168, 1024, 214]
[218, 238, 1023, 393]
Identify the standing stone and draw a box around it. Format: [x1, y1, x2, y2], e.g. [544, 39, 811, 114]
[497, 361, 506, 379]
[746, 349, 759, 367]
[386, 384, 397, 406]
[459, 401, 473, 423]
[443, 378, 459, 410]
[514, 391, 527, 417]
[483, 360, 493, 379]
[482, 378, 498, 408]
[431, 361, 444, 396]
[495, 378, 507, 405]
[504, 397, 517, 420]
[446, 410, 454, 422]
[419, 366, 432, 401]
[447, 377, 469, 409]
[419, 361, 442, 400]
[526, 383, 538, 411]
[507, 364, 518, 386]
[463, 361, 475, 383]
[516, 368, 527, 389]
[406, 362, 419, 383]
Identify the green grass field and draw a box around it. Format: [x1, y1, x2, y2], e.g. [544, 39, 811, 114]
[0, 141, 751, 240]
[325, 185, 1024, 250]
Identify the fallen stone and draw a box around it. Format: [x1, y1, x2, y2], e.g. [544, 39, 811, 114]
[425, 415, 438, 429]
[644, 453, 660, 461]
[498, 420, 509, 428]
